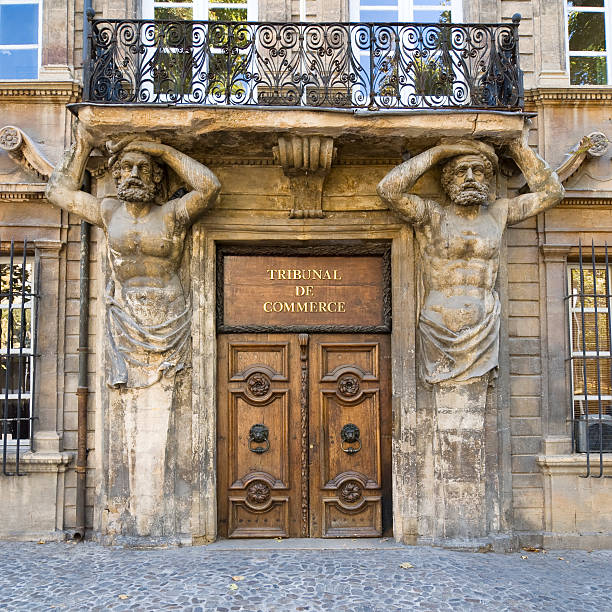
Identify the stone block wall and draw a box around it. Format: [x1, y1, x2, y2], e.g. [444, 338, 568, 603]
[60, 219, 99, 532]
[506, 218, 545, 540]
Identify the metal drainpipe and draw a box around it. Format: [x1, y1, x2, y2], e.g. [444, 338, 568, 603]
[74, 0, 94, 542]
[75, 176, 91, 540]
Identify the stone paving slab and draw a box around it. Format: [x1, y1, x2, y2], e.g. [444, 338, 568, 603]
[0, 541, 611, 611]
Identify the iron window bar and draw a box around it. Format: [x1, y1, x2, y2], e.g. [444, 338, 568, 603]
[1, 240, 37, 477]
[566, 240, 612, 478]
[83, 16, 523, 110]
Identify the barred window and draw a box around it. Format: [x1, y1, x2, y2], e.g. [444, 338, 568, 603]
[567, 255, 612, 459]
[1, 242, 36, 474]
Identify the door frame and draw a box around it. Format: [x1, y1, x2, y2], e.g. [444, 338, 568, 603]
[190, 228, 418, 544]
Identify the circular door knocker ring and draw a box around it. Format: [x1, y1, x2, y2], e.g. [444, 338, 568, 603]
[248, 423, 270, 454]
[340, 423, 361, 454]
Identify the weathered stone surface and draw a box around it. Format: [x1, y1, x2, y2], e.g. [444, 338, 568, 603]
[73, 106, 525, 161]
[377, 126, 564, 544]
[44, 121, 220, 541]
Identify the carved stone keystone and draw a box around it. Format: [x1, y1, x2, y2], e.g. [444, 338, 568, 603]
[273, 135, 336, 218]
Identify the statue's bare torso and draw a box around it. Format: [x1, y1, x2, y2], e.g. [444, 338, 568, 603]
[376, 137, 563, 382]
[416, 200, 506, 333]
[101, 197, 187, 324]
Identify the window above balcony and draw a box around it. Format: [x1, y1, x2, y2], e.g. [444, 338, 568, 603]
[566, 0, 612, 85]
[350, 0, 462, 24]
[142, 0, 258, 22]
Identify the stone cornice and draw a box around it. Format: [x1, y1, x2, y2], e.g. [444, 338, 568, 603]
[560, 197, 612, 207]
[92, 156, 406, 174]
[0, 182, 47, 200]
[0, 80, 81, 104]
[525, 87, 612, 107]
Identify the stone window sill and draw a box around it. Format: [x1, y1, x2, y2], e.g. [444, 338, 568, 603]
[537, 454, 612, 475]
[2, 450, 73, 474]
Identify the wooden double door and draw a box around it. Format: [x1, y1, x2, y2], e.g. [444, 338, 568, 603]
[217, 333, 392, 538]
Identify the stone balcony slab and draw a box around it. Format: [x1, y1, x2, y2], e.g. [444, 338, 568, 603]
[71, 105, 526, 160]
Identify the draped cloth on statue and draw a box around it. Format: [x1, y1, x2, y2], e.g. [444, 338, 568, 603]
[106, 285, 191, 389]
[418, 292, 500, 384]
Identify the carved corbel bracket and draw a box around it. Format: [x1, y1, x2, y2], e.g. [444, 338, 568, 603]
[273, 135, 336, 218]
[556, 131, 609, 183]
[0, 125, 54, 181]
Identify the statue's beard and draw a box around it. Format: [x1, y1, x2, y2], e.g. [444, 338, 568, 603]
[446, 181, 490, 207]
[117, 179, 157, 203]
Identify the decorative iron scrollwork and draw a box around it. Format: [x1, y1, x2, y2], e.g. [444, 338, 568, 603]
[338, 374, 360, 397]
[340, 481, 362, 504]
[246, 372, 271, 397]
[340, 423, 361, 454]
[246, 480, 271, 505]
[248, 423, 270, 454]
[86, 19, 523, 110]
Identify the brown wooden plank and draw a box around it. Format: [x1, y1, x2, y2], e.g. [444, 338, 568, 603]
[217, 334, 302, 538]
[309, 334, 392, 538]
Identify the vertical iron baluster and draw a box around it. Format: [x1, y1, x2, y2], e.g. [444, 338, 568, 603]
[369, 23, 375, 109]
[511, 14, 524, 108]
[15, 242, 27, 476]
[225, 22, 232, 105]
[299, 24, 306, 107]
[3, 241, 14, 475]
[578, 241, 590, 477]
[82, 7, 95, 101]
[568, 260, 575, 454]
[591, 241, 604, 477]
[30, 250, 38, 452]
[605, 243, 612, 474]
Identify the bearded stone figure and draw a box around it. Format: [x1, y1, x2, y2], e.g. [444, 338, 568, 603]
[378, 137, 564, 385]
[377, 136, 564, 543]
[46, 124, 220, 388]
[45, 123, 220, 540]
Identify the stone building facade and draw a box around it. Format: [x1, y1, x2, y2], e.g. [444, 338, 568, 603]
[0, 0, 611, 549]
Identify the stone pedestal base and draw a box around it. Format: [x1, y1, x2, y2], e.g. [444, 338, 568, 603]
[99, 372, 192, 541]
[432, 377, 489, 541]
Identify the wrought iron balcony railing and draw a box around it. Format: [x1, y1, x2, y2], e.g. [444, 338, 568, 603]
[84, 17, 523, 111]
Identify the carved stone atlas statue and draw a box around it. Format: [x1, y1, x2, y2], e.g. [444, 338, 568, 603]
[46, 122, 221, 388]
[378, 135, 565, 386]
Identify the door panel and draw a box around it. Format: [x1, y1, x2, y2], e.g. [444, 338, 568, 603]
[309, 335, 391, 538]
[217, 333, 391, 538]
[217, 335, 302, 537]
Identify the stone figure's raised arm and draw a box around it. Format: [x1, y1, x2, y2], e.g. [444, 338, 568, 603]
[377, 140, 491, 225]
[45, 122, 103, 227]
[505, 137, 565, 226]
[121, 141, 220, 225]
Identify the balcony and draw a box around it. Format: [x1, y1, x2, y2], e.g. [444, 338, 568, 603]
[83, 18, 524, 111]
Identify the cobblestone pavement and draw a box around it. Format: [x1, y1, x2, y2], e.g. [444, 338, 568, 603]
[0, 540, 611, 611]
